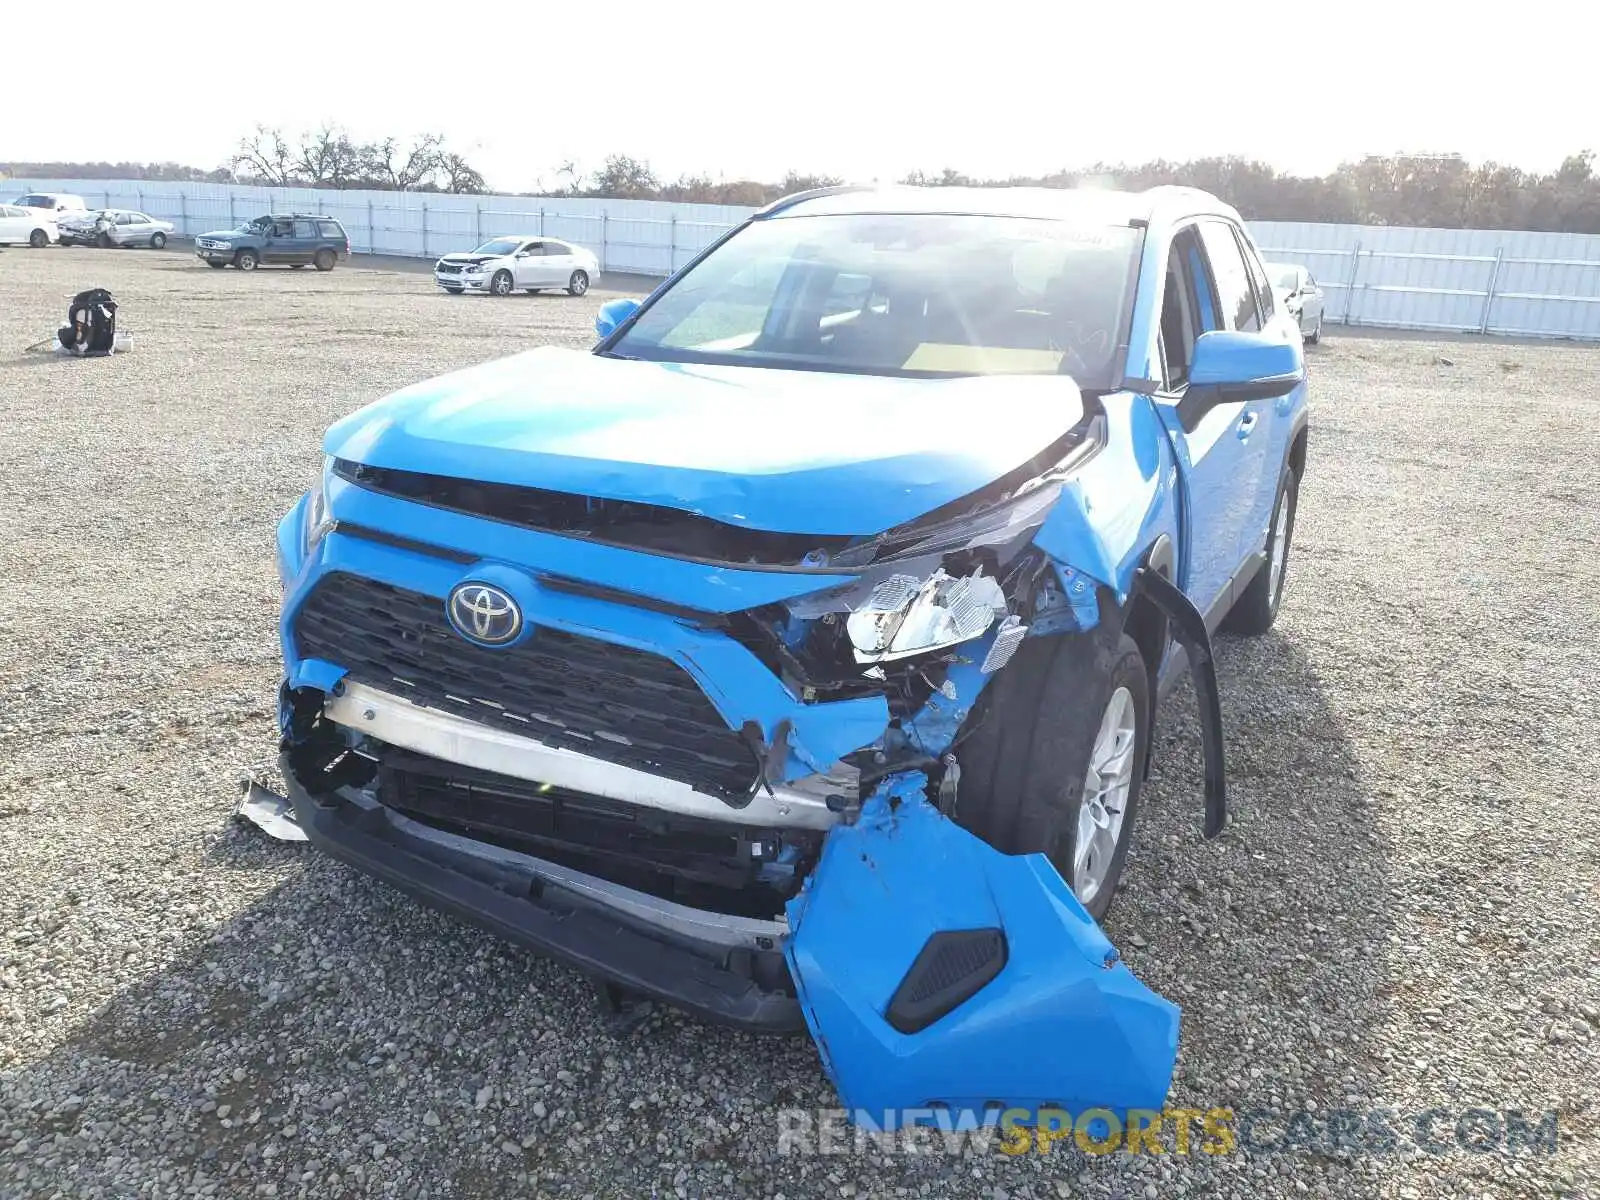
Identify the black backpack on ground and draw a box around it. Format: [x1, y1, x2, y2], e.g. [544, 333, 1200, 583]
[58, 288, 117, 355]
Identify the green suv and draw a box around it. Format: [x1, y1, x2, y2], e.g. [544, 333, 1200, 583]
[194, 214, 351, 271]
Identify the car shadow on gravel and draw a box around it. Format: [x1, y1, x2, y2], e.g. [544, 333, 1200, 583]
[1, 628, 1398, 1198]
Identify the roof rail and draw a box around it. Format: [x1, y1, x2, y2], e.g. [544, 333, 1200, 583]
[755, 184, 878, 218]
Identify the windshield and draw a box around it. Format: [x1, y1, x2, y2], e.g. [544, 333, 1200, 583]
[609, 213, 1142, 389]
[1270, 265, 1299, 290]
[17, 195, 50, 207]
[473, 238, 522, 256]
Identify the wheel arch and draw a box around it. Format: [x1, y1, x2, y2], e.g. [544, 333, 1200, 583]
[1287, 418, 1309, 482]
[1118, 534, 1175, 736]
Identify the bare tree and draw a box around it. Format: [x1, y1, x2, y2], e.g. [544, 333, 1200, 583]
[295, 123, 362, 189]
[231, 125, 297, 186]
[587, 154, 660, 199]
[438, 152, 487, 194]
[361, 134, 445, 191]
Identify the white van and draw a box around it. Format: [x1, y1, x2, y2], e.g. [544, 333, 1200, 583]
[12, 192, 89, 218]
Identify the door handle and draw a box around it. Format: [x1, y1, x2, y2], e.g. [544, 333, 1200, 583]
[1237, 412, 1258, 438]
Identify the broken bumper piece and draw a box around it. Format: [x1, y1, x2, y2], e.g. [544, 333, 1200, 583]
[275, 750, 805, 1032]
[785, 783, 1179, 1130]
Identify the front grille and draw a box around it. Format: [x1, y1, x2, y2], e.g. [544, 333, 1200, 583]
[378, 748, 815, 908]
[436, 261, 463, 274]
[293, 573, 758, 798]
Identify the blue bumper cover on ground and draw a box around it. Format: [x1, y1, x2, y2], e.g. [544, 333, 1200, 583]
[786, 783, 1180, 1130]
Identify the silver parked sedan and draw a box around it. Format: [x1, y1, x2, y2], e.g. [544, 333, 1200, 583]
[1266, 260, 1326, 343]
[58, 209, 176, 249]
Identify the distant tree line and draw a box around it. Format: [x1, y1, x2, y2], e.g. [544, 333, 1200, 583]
[7, 140, 1600, 233]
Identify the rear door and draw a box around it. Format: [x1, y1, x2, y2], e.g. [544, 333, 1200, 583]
[0, 206, 25, 243]
[291, 219, 321, 263]
[1150, 224, 1259, 622]
[543, 239, 576, 285]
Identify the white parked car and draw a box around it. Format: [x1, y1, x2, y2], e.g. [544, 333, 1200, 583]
[0, 204, 58, 247]
[12, 192, 88, 219]
[1267, 260, 1326, 343]
[434, 236, 599, 296]
[58, 209, 176, 249]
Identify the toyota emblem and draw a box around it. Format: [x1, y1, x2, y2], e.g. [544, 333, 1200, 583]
[446, 582, 523, 647]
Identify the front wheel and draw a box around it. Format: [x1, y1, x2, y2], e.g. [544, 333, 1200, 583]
[567, 270, 589, 296]
[96, 231, 112, 249]
[955, 628, 1150, 922]
[1308, 314, 1323, 344]
[150, 232, 167, 250]
[313, 248, 335, 272]
[1224, 466, 1298, 636]
[235, 249, 259, 271]
[29, 229, 49, 248]
[489, 269, 514, 296]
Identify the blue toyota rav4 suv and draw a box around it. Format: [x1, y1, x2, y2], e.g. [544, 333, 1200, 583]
[269, 184, 1308, 1126]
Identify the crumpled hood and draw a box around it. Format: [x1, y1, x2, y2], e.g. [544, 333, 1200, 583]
[438, 252, 498, 265]
[199, 229, 243, 241]
[323, 347, 1087, 537]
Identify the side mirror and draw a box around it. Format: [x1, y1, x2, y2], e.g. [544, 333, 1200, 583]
[1188, 330, 1303, 404]
[595, 297, 641, 340]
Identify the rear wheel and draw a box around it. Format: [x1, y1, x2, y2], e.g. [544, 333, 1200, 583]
[490, 269, 514, 296]
[567, 269, 589, 296]
[235, 249, 259, 271]
[1224, 465, 1298, 636]
[313, 248, 336, 272]
[29, 228, 49, 248]
[955, 627, 1150, 921]
[150, 232, 167, 250]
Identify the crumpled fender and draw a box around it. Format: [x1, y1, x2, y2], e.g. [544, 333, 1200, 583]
[1031, 394, 1180, 601]
[786, 780, 1179, 1130]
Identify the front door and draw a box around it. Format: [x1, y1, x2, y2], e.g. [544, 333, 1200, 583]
[1150, 226, 1260, 623]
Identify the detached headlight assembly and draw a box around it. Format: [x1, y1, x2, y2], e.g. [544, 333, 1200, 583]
[784, 480, 1063, 663]
[303, 456, 334, 551]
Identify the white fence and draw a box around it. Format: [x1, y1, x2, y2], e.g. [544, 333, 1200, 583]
[13, 178, 1600, 340]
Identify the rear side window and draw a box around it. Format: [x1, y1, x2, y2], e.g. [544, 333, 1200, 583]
[1235, 230, 1276, 322]
[1196, 221, 1262, 332]
[317, 220, 343, 238]
[293, 220, 318, 237]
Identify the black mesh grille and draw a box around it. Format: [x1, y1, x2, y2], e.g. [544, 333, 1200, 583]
[436, 261, 464, 274]
[293, 573, 757, 798]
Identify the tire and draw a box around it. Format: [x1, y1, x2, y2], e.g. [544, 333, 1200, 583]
[29, 228, 49, 248]
[97, 231, 112, 249]
[313, 248, 336, 272]
[567, 270, 589, 296]
[1308, 314, 1322, 345]
[489, 269, 514, 297]
[1224, 465, 1299, 636]
[955, 627, 1150, 922]
[235, 249, 259, 271]
[150, 232, 167, 250]
[207, 261, 226, 269]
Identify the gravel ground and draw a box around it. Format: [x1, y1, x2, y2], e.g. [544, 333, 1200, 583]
[1, 247, 1596, 1200]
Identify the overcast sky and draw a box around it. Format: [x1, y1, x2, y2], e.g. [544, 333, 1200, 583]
[7, 0, 1590, 190]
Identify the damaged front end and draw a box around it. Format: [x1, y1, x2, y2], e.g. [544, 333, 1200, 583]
[266, 380, 1212, 1125]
